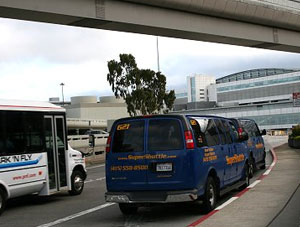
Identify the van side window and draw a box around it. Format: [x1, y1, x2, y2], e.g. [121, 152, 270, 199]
[254, 123, 261, 136]
[148, 119, 183, 151]
[241, 120, 257, 137]
[218, 120, 233, 144]
[227, 121, 239, 142]
[112, 121, 144, 153]
[214, 120, 226, 145]
[190, 118, 220, 147]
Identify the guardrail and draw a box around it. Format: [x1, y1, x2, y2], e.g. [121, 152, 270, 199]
[68, 134, 109, 165]
[68, 134, 108, 149]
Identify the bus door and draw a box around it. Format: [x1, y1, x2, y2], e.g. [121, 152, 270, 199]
[44, 116, 68, 193]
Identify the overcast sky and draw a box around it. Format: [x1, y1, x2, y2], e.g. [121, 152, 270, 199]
[1, 17, 300, 101]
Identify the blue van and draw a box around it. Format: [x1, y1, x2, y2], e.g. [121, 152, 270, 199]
[230, 118, 266, 177]
[238, 119, 266, 170]
[105, 115, 250, 214]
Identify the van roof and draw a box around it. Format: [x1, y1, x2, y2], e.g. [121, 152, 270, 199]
[0, 99, 65, 112]
[114, 114, 228, 121]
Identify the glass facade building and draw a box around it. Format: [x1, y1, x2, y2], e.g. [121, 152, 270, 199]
[174, 68, 300, 130]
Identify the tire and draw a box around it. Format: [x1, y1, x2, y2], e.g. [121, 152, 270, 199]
[260, 162, 266, 170]
[69, 170, 84, 196]
[0, 188, 7, 216]
[239, 162, 250, 190]
[260, 151, 266, 170]
[201, 177, 217, 213]
[119, 203, 138, 215]
[249, 156, 255, 178]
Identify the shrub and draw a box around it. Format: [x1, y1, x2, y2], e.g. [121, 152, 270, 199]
[291, 125, 300, 138]
[293, 135, 300, 141]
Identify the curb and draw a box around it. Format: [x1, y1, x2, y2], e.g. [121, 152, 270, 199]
[187, 148, 278, 227]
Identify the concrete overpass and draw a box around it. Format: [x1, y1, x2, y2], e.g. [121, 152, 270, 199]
[1, 0, 300, 52]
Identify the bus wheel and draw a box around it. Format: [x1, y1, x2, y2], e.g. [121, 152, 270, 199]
[202, 177, 217, 213]
[69, 170, 84, 196]
[0, 188, 7, 215]
[119, 203, 138, 215]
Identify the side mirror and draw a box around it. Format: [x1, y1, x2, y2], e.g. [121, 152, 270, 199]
[260, 129, 266, 136]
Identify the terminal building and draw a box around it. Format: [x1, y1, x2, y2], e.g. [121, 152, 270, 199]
[50, 95, 129, 134]
[174, 68, 300, 132]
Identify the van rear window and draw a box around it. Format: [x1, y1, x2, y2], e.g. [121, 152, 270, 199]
[112, 121, 144, 153]
[148, 119, 183, 151]
[189, 118, 220, 147]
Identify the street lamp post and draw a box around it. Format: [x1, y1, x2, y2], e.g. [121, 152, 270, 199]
[60, 83, 65, 106]
[156, 36, 160, 72]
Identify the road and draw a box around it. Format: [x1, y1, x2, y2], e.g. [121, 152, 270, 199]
[1, 136, 285, 227]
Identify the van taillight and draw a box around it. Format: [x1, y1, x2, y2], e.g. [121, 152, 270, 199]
[106, 136, 112, 153]
[185, 131, 195, 149]
[238, 128, 243, 138]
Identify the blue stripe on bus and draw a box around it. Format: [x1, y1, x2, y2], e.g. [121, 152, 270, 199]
[0, 155, 42, 169]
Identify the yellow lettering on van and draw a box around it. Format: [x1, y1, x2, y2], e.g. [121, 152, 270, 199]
[226, 154, 245, 165]
[117, 124, 130, 130]
[255, 143, 264, 149]
[204, 148, 214, 152]
[190, 120, 197, 126]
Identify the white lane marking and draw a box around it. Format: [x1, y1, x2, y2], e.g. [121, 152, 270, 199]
[86, 164, 105, 170]
[247, 180, 261, 189]
[85, 177, 106, 184]
[263, 169, 272, 175]
[36, 203, 115, 227]
[270, 162, 276, 167]
[216, 197, 238, 210]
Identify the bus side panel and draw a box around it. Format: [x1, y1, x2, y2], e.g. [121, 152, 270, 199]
[0, 153, 47, 198]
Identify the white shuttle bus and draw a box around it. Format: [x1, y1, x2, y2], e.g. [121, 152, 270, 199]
[0, 99, 87, 215]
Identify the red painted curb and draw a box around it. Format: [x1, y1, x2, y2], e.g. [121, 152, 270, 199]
[186, 147, 278, 227]
[187, 210, 219, 227]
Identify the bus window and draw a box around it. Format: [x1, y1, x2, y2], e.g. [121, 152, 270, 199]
[0, 111, 44, 155]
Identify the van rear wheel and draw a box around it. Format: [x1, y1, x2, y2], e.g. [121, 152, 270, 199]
[260, 151, 266, 170]
[249, 156, 255, 178]
[0, 188, 7, 215]
[239, 163, 250, 190]
[201, 177, 217, 213]
[119, 203, 138, 215]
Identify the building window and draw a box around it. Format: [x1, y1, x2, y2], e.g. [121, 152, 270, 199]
[191, 77, 196, 102]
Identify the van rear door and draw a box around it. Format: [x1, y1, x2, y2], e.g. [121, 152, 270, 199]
[145, 118, 192, 190]
[106, 119, 147, 191]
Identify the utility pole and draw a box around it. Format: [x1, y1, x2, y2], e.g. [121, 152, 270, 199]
[60, 83, 65, 106]
[156, 36, 160, 72]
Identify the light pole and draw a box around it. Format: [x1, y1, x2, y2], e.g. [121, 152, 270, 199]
[60, 83, 65, 106]
[156, 36, 160, 72]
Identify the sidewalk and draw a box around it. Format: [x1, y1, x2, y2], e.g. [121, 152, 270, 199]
[200, 143, 300, 227]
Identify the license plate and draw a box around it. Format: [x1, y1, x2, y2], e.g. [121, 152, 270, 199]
[156, 163, 172, 172]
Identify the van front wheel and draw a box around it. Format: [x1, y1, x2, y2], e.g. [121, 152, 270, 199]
[202, 177, 217, 213]
[119, 203, 138, 215]
[0, 188, 7, 215]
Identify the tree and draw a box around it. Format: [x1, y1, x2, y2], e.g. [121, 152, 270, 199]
[107, 54, 175, 116]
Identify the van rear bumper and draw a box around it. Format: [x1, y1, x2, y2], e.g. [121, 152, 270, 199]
[105, 189, 198, 203]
